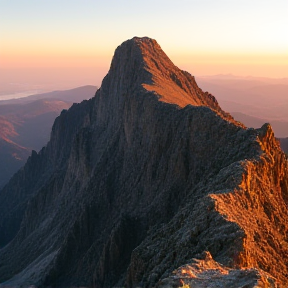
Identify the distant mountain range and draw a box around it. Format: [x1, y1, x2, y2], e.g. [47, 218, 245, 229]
[0, 85, 97, 188]
[197, 75, 288, 134]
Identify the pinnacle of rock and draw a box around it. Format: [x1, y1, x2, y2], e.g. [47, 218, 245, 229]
[100, 36, 241, 127]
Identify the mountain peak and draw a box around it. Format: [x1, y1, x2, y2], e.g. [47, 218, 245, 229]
[119, 36, 163, 53]
[102, 36, 239, 125]
[129, 36, 160, 47]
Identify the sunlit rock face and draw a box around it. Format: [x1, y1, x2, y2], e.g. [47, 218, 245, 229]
[157, 251, 277, 288]
[0, 37, 287, 288]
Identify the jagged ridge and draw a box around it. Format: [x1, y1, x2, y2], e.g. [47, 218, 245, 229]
[0, 37, 287, 288]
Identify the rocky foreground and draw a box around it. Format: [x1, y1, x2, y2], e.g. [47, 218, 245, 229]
[0, 37, 287, 288]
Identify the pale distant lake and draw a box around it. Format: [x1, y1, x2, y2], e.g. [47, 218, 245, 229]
[0, 91, 41, 101]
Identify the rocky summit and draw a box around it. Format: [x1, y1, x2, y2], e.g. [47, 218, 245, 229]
[0, 37, 287, 288]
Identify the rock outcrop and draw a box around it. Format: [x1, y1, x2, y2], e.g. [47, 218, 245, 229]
[0, 37, 287, 288]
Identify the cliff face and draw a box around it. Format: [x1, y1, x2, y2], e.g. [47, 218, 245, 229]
[0, 37, 287, 288]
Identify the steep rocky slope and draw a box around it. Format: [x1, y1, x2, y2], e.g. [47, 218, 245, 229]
[0, 37, 287, 288]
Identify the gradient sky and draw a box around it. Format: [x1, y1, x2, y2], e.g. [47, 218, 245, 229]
[1, 0, 287, 92]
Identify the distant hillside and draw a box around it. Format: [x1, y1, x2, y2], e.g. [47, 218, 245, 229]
[231, 111, 288, 138]
[196, 76, 288, 124]
[0, 85, 97, 188]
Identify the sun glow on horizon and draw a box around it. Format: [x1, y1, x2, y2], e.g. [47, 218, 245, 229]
[1, 0, 287, 90]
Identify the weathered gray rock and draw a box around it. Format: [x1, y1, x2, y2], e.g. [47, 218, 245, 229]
[0, 37, 287, 288]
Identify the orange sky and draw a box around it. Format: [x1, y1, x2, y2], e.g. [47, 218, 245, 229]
[1, 0, 287, 93]
[1, 50, 286, 93]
